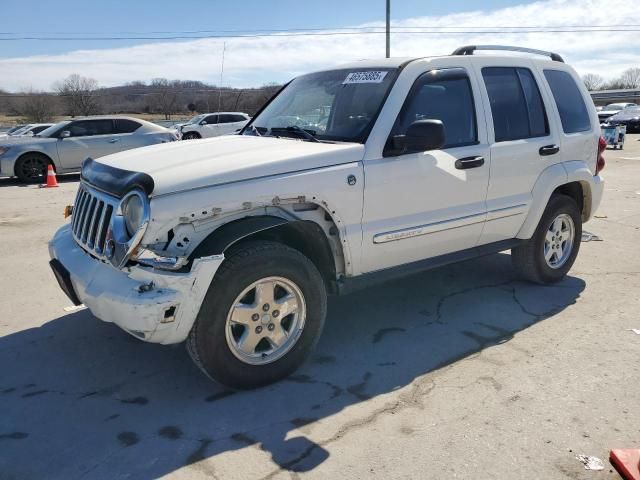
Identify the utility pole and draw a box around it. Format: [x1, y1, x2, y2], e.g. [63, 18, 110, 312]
[385, 0, 390, 58]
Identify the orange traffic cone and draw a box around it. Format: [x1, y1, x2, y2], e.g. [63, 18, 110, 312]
[41, 164, 59, 188]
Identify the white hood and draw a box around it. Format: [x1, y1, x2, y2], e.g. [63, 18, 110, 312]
[96, 135, 365, 196]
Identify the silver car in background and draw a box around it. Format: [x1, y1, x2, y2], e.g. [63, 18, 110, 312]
[0, 116, 179, 182]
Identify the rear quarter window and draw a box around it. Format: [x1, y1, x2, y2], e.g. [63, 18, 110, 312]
[543, 70, 592, 134]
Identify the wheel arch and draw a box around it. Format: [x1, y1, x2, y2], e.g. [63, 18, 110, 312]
[14, 150, 56, 179]
[189, 214, 342, 294]
[517, 161, 596, 239]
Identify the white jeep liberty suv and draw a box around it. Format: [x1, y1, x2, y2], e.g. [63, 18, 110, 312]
[49, 45, 605, 389]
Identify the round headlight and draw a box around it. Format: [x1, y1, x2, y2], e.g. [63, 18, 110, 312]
[122, 192, 145, 237]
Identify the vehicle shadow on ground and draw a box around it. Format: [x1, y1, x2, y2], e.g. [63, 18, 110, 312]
[0, 173, 79, 187]
[0, 253, 585, 479]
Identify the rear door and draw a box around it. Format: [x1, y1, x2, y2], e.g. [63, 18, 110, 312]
[56, 119, 121, 170]
[473, 61, 561, 245]
[113, 119, 145, 149]
[218, 114, 248, 135]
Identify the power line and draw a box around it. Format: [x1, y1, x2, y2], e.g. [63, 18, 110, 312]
[0, 25, 639, 41]
[1, 24, 639, 35]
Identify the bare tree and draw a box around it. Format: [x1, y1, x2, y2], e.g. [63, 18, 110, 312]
[15, 90, 58, 122]
[582, 73, 605, 91]
[150, 78, 179, 119]
[618, 68, 640, 89]
[55, 74, 100, 116]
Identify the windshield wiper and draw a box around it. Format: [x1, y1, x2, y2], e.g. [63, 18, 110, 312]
[271, 126, 319, 143]
[247, 125, 262, 136]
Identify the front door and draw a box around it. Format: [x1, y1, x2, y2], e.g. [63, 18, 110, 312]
[56, 119, 122, 170]
[199, 114, 220, 138]
[361, 67, 490, 273]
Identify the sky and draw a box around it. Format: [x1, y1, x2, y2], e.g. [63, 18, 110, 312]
[0, 0, 638, 92]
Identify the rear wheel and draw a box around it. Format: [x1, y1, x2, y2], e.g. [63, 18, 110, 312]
[187, 241, 327, 389]
[512, 194, 582, 284]
[15, 153, 50, 183]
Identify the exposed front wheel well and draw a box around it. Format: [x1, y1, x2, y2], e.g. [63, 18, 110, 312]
[237, 221, 339, 294]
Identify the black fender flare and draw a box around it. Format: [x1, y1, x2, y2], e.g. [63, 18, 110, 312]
[189, 215, 289, 259]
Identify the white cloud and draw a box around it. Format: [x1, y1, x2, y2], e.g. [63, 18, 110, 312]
[0, 0, 638, 91]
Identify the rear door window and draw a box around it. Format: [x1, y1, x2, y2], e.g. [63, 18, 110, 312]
[543, 70, 591, 134]
[218, 114, 236, 123]
[482, 67, 549, 142]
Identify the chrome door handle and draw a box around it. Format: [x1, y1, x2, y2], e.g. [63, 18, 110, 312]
[539, 144, 559, 156]
[455, 156, 485, 169]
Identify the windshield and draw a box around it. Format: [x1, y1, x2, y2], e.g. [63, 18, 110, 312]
[6, 125, 26, 134]
[244, 68, 398, 143]
[186, 114, 206, 125]
[10, 126, 31, 136]
[36, 121, 71, 138]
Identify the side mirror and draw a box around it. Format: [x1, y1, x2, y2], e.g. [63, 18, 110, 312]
[60, 130, 71, 138]
[199, 120, 207, 125]
[25, 131, 34, 136]
[391, 120, 445, 154]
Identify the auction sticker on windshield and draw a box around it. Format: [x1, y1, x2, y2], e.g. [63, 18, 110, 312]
[343, 71, 388, 84]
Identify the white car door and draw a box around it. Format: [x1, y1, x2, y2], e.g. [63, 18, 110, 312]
[56, 119, 123, 170]
[199, 114, 220, 138]
[361, 67, 490, 273]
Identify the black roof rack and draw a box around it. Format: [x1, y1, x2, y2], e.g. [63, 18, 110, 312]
[451, 45, 564, 63]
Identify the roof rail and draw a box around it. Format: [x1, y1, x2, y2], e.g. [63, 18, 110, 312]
[451, 45, 564, 63]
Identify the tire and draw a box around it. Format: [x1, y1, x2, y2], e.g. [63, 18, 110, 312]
[187, 240, 327, 389]
[182, 132, 201, 140]
[15, 153, 50, 183]
[512, 194, 582, 284]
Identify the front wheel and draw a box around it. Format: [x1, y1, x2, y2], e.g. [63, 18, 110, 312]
[512, 194, 582, 284]
[15, 153, 50, 183]
[182, 132, 201, 140]
[187, 241, 327, 389]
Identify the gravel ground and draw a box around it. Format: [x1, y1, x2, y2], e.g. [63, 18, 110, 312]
[1, 136, 639, 480]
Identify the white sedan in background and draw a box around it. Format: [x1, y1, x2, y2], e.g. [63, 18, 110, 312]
[178, 112, 250, 140]
[10, 123, 55, 137]
[0, 116, 179, 182]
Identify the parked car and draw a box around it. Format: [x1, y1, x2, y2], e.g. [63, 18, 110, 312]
[179, 112, 250, 139]
[0, 124, 28, 138]
[597, 102, 636, 123]
[0, 116, 179, 182]
[49, 45, 604, 388]
[606, 106, 640, 133]
[9, 123, 54, 137]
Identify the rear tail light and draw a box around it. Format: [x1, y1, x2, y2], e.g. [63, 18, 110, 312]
[596, 136, 606, 175]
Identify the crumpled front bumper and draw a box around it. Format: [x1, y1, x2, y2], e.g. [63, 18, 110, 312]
[48, 224, 224, 344]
